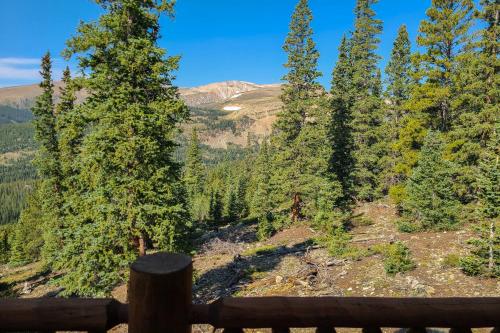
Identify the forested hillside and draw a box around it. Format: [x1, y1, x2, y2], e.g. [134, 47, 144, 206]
[0, 0, 498, 299]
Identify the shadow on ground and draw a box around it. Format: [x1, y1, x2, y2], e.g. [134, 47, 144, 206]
[193, 239, 315, 303]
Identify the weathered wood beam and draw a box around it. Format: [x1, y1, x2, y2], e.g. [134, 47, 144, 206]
[190, 297, 500, 328]
[0, 298, 127, 332]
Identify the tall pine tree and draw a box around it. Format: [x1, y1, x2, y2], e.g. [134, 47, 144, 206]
[57, 0, 190, 296]
[381, 25, 413, 201]
[460, 127, 499, 277]
[329, 35, 355, 208]
[410, 0, 475, 132]
[349, 0, 384, 201]
[447, 0, 498, 202]
[270, 0, 326, 223]
[30, 52, 64, 264]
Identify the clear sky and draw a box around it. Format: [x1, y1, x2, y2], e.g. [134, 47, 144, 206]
[0, 0, 435, 88]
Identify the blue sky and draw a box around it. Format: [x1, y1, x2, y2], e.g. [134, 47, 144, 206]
[0, 1, 435, 88]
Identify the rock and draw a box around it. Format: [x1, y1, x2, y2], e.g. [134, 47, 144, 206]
[22, 282, 32, 294]
[275, 275, 284, 284]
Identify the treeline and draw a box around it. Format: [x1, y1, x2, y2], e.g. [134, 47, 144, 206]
[0, 180, 34, 225]
[0, 122, 36, 153]
[0, 0, 497, 296]
[0, 105, 32, 124]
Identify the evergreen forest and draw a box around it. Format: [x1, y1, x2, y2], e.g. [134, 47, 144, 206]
[0, 0, 498, 296]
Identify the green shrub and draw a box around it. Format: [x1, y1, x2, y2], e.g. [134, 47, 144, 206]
[242, 244, 279, 257]
[396, 218, 421, 233]
[389, 184, 407, 209]
[372, 242, 416, 275]
[459, 256, 483, 276]
[442, 253, 460, 268]
[257, 212, 275, 241]
[317, 227, 368, 260]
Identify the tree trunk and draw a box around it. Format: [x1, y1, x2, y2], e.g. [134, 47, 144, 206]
[138, 235, 146, 257]
[291, 193, 302, 223]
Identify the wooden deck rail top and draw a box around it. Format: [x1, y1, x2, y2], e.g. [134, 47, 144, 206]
[0, 253, 499, 333]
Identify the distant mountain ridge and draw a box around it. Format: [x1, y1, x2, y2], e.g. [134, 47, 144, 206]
[0, 80, 283, 148]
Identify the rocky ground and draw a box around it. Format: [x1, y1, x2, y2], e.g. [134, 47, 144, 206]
[1, 200, 498, 332]
[190, 201, 498, 302]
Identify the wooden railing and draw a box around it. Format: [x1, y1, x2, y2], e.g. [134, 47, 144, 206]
[0, 252, 499, 333]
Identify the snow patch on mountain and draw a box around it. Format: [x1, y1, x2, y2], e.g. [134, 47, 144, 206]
[223, 106, 242, 111]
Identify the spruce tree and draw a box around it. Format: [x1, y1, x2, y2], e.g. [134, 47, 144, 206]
[382, 25, 412, 200]
[329, 35, 355, 207]
[8, 189, 44, 266]
[184, 128, 205, 198]
[250, 141, 276, 239]
[250, 141, 273, 216]
[234, 176, 248, 219]
[30, 52, 63, 264]
[56, 67, 78, 176]
[270, 0, 332, 224]
[385, 25, 412, 118]
[460, 128, 499, 277]
[402, 131, 460, 230]
[349, 0, 384, 201]
[224, 187, 239, 222]
[281, 0, 321, 106]
[410, 0, 475, 132]
[57, 0, 190, 296]
[208, 189, 223, 224]
[447, 0, 498, 202]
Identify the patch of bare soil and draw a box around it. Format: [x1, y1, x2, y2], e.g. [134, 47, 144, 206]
[192, 201, 498, 301]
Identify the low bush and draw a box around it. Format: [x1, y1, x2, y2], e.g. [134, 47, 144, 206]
[242, 244, 279, 257]
[441, 253, 460, 268]
[257, 212, 275, 241]
[372, 241, 416, 275]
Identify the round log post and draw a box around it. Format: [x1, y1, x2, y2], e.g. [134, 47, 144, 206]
[128, 252, 192, 333]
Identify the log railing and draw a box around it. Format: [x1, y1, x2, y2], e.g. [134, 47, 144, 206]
[0, 252, 499, 333]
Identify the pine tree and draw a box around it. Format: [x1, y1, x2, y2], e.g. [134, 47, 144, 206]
[460, 127, 499, 277]
[234, 176, 248, 218]
[382, 25, 413, 200]
[385, 25, 412, 118]
[447, 0, 498, 202]
[56, 67, 79, 179]
[30, 52, 63, 264]
[250, 141, 273, 216]
[0, 225, 11, 264]
[184, 128, 205, 198]
[224, 187, 238, 222]
[8, 189, 44, 266]
[249, 141, 276, 239]
[270, 0, 330, 223]
[410, 0, 475, 132]
[329, 35, 355, 207]
[349, 0, 384, 201]
[257, 212, 275, 241]
[57, 0, 190, 296]
[208, 189, 223, 224]
[281, 0, 322, 106]
[402, 131, 460, 230]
